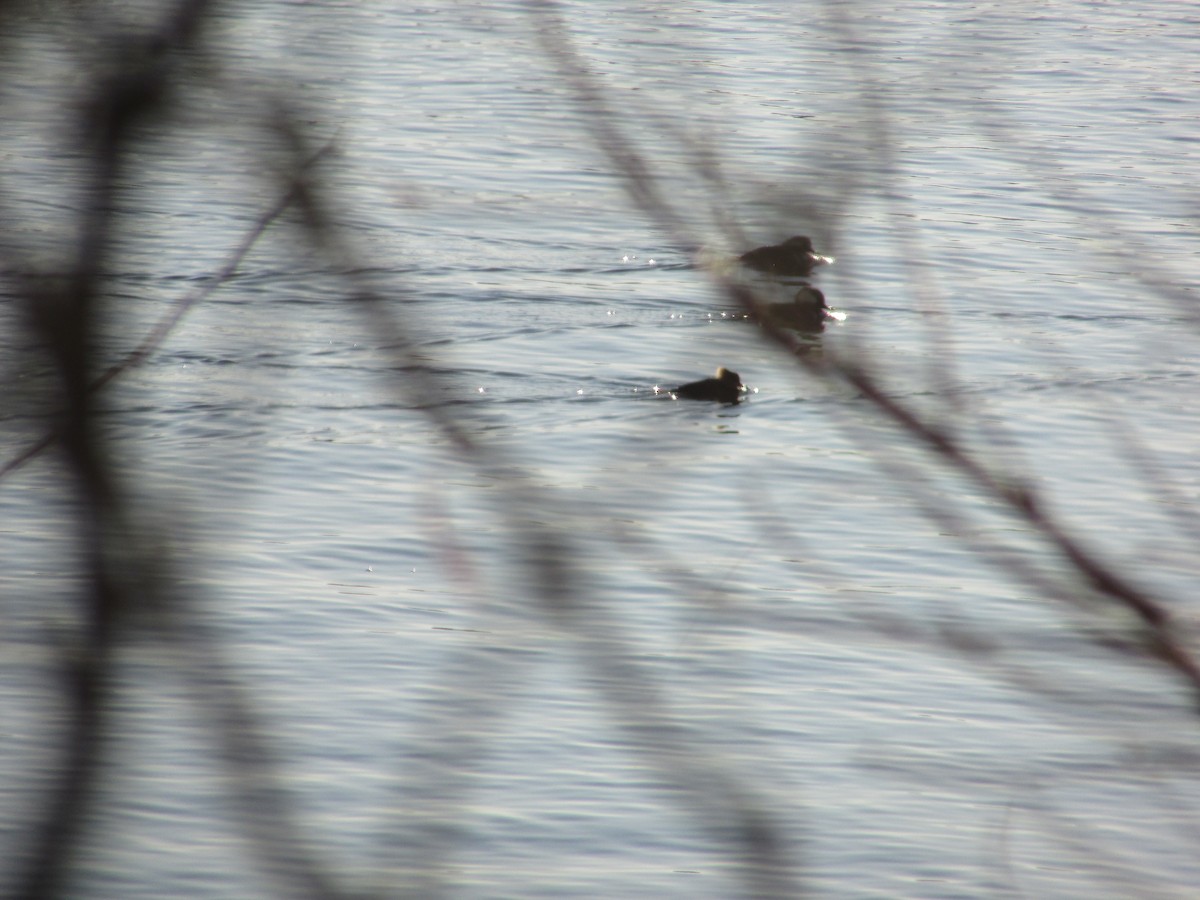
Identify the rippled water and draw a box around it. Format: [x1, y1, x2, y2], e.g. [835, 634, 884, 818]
[3, 1, 1199, 897]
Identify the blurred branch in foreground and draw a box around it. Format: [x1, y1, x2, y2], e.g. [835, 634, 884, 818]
[272, 113, 803, 898]
[3, 3, 352, 897]
[529, 0, 1200, 705]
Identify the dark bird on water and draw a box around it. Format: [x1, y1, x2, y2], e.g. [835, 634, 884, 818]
[739, 235, 832, 277]
[760, 285, 831, 332]
[673, 367, 745, 403]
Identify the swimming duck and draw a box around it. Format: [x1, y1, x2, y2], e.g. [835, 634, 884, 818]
[673, 367, 745, 403]
[761, 286, 831, 332]
[739, 235, 831, 277]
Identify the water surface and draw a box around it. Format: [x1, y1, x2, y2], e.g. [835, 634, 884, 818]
[2, 2, 1199, 897]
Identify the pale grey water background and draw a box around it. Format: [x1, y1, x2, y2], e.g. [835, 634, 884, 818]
[2, 1, 1199, 897]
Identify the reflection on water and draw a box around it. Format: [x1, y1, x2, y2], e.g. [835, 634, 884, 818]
[2, 1, 1199, 897]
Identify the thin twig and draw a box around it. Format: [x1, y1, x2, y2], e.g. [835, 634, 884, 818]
[0, 144, 330, 482]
